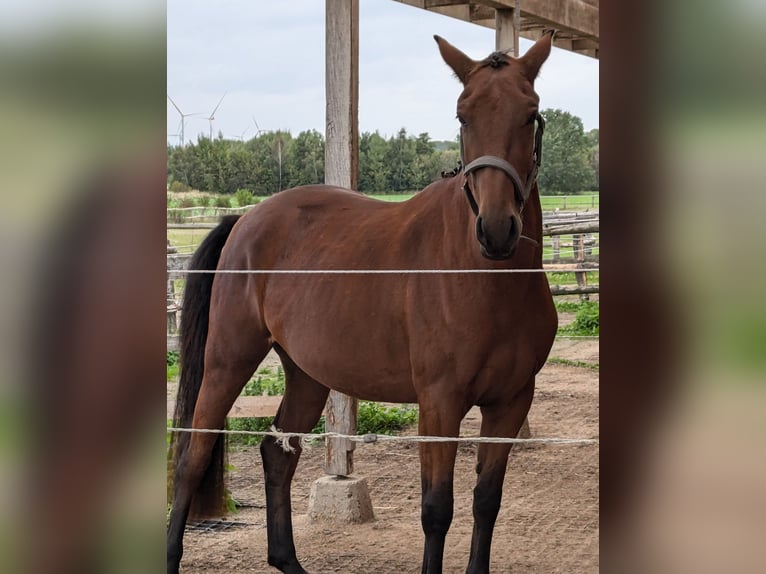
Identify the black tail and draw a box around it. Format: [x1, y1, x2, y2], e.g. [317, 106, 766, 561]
[169, 214, 241, 519]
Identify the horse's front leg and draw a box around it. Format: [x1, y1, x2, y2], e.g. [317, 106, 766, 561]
[417, 396, 466, 574]
[466, 379, 535, 574]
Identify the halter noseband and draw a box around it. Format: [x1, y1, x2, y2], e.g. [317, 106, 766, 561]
[460, 112, 545, 216]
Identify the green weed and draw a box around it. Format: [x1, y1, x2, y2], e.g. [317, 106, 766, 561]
[559, 301, 599, 336]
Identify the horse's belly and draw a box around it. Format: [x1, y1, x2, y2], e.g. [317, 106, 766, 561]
[280, 346, 418, 404]
[265, 278, 417, 404]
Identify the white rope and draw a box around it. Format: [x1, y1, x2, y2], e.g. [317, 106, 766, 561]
[173, 267, 599, 276]
[166, 427, 597, 446]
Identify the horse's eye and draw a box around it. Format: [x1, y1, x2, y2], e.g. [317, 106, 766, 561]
[526, 113, 538, 126]
[456, 114, 467, 126]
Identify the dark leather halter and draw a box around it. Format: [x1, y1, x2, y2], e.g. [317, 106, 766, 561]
[461, 112, 545, 216]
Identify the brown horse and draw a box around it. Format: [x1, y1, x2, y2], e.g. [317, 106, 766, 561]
[168, 32, 557, 574]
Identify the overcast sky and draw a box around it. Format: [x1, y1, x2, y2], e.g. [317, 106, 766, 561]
[167, 0, 598, 145]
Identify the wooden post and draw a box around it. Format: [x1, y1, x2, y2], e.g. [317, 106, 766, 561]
[495, 2, 520, 56]
[552, 235, 561, 263]
[324, 0, 359, 477]
[496, 2, 530, 439]
[166, 240, 178, 334]
[574, 234, 589, 301]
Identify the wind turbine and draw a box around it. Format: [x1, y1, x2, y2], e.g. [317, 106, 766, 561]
[252, 116, 264, 136]
[205, 92, 227, 139]
[231, 126, 250, 142]
[167, 95, 200, 146]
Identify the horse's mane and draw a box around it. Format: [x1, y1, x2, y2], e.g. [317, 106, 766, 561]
[481, 51, 511, 69]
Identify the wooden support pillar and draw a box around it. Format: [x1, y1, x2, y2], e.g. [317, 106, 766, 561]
[324, 0, 359, 476]
[496, 0, 528, 439]
[495, 1, 520, 56]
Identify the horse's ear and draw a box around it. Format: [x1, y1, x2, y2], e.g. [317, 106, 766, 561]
[434, 35, 475, 84]
[519, 30, 555, 82]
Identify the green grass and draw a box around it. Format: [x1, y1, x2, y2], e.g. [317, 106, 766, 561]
[540, 193, 599, 211]
[548, 271, 600, 286]
[366, 193, 415, 202]
[555, 300, 586, 313]
[167, 228, 211, 253]
[547, 357, 599, 370]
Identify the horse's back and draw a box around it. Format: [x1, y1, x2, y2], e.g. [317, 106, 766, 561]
[229, 184, 442, 271]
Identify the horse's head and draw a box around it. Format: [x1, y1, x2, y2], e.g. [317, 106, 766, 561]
[436, 32, 553, 260]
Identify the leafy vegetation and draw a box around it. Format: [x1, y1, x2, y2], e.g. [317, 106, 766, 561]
[356, 402, 418, 435]
[555, 300, 584, 313]
[558, 300, 600, 336]
[538, 109, 599, 194]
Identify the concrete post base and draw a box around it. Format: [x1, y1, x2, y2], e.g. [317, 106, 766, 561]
[308, 475, 374, 523]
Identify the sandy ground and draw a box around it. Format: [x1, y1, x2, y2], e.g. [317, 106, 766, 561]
[175, 333, 599, 573]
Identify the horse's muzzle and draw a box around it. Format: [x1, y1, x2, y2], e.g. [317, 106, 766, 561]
[476, 215, 520, 260]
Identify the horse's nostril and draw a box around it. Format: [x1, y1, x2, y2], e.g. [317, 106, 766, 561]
[476, 216, 495, 249]
[508, 216, 518, 242]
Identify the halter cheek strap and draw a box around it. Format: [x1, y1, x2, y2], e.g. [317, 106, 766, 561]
[461, 112, 545, 216]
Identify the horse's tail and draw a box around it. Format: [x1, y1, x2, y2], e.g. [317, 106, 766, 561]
[170, 214, 241, 519]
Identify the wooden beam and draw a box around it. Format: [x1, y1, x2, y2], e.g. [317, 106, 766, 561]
[424, 0, 467, 6]
[393, 0, 598, 57]
[167, 395, 285, 419]
[324, 0, 359, 477]
[470, 4, 495, 22]
[512, 0, 598, 38]
[544, 221, 599, 236]
[550, 284, 600, 296]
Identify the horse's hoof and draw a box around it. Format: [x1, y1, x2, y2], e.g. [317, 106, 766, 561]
[268, 556, 309, 574]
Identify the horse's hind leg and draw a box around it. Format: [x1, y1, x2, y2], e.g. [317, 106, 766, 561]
[465, 380, 535, 574]
[167, 335, 271, 574]
[261, 348, 329, 574]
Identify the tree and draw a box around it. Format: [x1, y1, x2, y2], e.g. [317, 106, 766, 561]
[585, 128, 599, 190]
[385, 128, 416, 192]
[359, 131, 389, 192]
[537, 109, 595, 194]
[290, 130, 324, 186]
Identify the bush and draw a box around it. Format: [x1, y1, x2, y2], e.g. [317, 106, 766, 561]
[234, 188, 254, 208]
[168, 180, 190, 193]
[178, 197, 196, 209]
[214, 195, 232, 208]
[562, 301, 599, 336]
[196, 195, 213, 207]
[357, 401, 418, 435]
[243, 367, 285, 397]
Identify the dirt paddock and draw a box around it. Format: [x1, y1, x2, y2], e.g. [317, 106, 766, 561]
[178, 336, 598, 573]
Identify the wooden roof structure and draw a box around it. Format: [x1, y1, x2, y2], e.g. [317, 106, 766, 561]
[394, 0, 599, 58]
